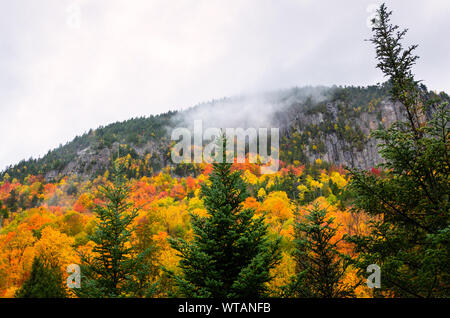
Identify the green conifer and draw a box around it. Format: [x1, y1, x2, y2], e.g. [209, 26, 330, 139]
[286, 204, 358, 298]
[16, 256, 67, 298]
[168, 135, 281, 297]
[75, 162, 155, 297]
[348, 4, 450, 297]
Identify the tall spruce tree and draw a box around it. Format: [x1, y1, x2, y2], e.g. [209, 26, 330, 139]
[16, 256, 68, 298]
[75, 162, 155, 298]
[347, 4, 450, 297]
[6, 189, 18, 212]
[286, 204, 358, 298]
[168, 135, 281, 297]
[0, 206, 8, 228]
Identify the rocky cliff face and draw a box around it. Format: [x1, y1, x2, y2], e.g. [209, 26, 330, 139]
[281, 99, 407, 170]
[44, 138, 170, 181]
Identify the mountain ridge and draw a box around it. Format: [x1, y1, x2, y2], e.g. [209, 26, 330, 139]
[2, 83, 448, 182]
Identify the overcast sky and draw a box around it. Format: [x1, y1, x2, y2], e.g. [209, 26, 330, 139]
[1, 0, 449, 171]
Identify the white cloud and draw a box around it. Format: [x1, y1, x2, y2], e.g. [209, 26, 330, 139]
[0, 0, 449, 170]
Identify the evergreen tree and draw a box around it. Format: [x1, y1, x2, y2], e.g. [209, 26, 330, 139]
[348, 4, 450, 297]
[16, 256, 67, 298]
[168, 135, 281, 297]
[6, 189, 18, 212]
[74, 162, 156, 298]
[30, 195, 39, 208]
[286, 204, 357, 298]
[267, 169, 300, 201]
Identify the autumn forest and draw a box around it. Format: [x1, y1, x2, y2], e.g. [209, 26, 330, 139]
[0, 4, 448, 299]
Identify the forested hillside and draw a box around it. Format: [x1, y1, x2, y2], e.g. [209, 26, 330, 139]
[2, 84, 448, 183]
